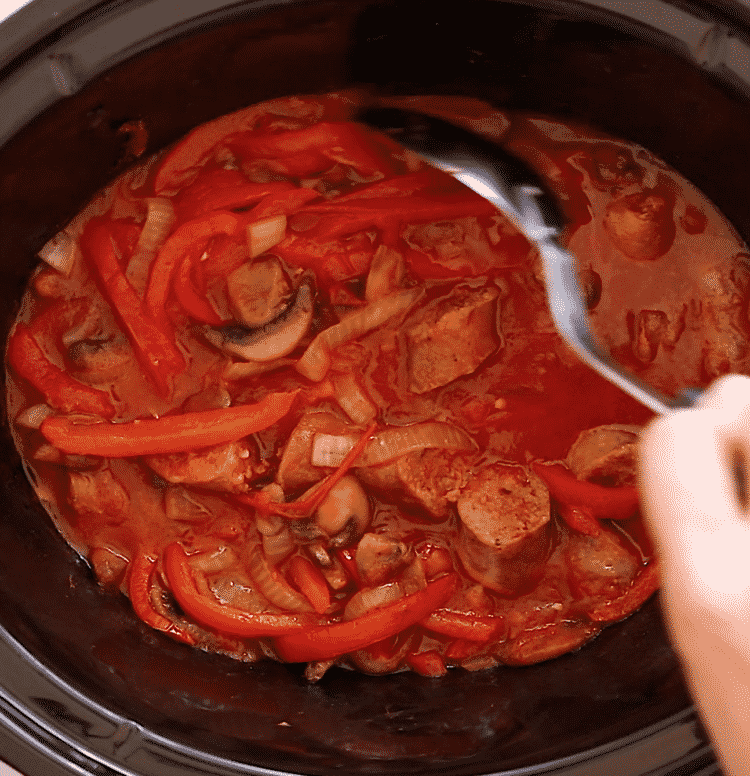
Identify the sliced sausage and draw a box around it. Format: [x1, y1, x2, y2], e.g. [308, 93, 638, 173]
[565, 527, 640, 603]
[145, 440, 265, 493]
[456, 465, 552, 594]
[566, 425, 639, 486]
[404, 285, 499, 394]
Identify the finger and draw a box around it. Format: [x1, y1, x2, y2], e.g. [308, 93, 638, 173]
[639, 404, 750, 599]
[692, 375, 750, 513]
[695, 373, 750, 417]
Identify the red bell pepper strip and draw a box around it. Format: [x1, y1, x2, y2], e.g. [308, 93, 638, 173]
[587, 560, 660, 622]
[407, 650, 448, 677]
[40, 389, 298, 457]
[144, 211, 241, 321]
[240, 421, 376, 519]
[558, 504, 602, 537]
[250, 187, 320, 220]
[421, 610, 506, 642]
[176, 171, 296, 222]
[532, 462, 640, 521]
[163, 543, 323, 636]
[288, 555, 331, 614]
[302, 190, 497, 215]
[263, 151, 333, 177]
[335, 548, 360, 584]
[173, 254, 226, 325]
[200, 235, 250, 284]
[299, 192, 497, 241]
[229, 122, 391, 178]
[81, 219, 185, 397]
[128, 553, 195, 644]
[272, 237, 368, 283]
[332, 171, 452, 202]
[8, 323, 115, 418]
[152, 98, 318, 193]
[445, 639, 486, 661]
[274, 573, 458, 662]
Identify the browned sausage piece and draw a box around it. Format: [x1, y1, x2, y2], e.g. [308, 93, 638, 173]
[565, 528, 640, 603]
[566, 425, 640, 486]
[145, 440, 265, 493]
[404, 285, 499, 394]
[456, 465, 552, 595]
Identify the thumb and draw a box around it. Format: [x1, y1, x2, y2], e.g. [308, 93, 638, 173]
[638, 375, 750, 604]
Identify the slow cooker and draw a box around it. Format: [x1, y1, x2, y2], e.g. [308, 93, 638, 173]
[1, 0, 747, 773]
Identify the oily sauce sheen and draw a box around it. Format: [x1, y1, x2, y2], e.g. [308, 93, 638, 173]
[6, 93, 748, 677]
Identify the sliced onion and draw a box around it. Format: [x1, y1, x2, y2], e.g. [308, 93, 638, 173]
[247, 214, 287, 259]
[343, 582, 403, 621]
[308, 422, 474, 469]
[187, 545, 237, 573]
[400, 558, 427, 596]
[126, 197, 176, 293]
[33, 444, 63, 463]
[38, 231, 76, 275]
[40, 164, 154, 277]
[294, 340, 331, 383]
[333, 373, 377, 424]
[164, 486, 212, 523]
[223, 357, 295, 381]
[360, 422, 475, 467]
[310, 433, 359, 468]
[364, 245, 405, 302]
[15, 403, 53, 429]
[61, 303, 108, 348]
[247, 546, 313, 612]
[262, 528, 295, 564]
[296, 287, 422, 381]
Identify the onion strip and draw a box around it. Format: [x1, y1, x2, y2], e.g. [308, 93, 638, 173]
[296, 287, 422, 381]
[38, 232, 76, 275]
[332, 373, 377, 424]
[247, 546, 314, 612]
[247, 214, 287, 258]
[343, 582, 403, 621]
[126, 198, 176, 294]
[360, 422, 475, 467]
[364, 245, 405, 302]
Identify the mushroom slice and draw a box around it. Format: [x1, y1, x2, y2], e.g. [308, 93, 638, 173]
[205, 275, 314, 362]
[227, 256, 292, 327]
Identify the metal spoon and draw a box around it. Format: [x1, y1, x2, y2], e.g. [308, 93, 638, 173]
[358, 107, 697, 415]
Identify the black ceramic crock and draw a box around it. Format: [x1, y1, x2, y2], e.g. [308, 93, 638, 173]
[1, 0, 748, 773]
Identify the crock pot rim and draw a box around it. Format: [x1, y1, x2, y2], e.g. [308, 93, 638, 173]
[0, 0, 741, 774]
[0, 618, 716, 776]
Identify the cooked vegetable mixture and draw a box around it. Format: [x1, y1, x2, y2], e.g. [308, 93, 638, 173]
[7, 93, 748, 678]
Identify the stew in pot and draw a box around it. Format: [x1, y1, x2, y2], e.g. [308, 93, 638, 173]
[7, 92, 747, 678]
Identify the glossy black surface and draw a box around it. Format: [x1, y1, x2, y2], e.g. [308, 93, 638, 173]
[0, 0, 746, 773]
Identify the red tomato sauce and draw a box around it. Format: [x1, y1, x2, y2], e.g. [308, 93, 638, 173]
[6, 93, 748, 678]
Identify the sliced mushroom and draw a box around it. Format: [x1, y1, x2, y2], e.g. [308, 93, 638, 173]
[205, 275, 314, 362]
[355, 532, 411, 587]
[68, 336, 135, 383]
[227, 256, 292, 327]
[315, 475, 371, 544]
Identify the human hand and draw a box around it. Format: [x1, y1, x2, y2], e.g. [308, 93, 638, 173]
[639, 374, 750, 776]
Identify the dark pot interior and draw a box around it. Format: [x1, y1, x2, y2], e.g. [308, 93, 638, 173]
[1, 0, 747, 773]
